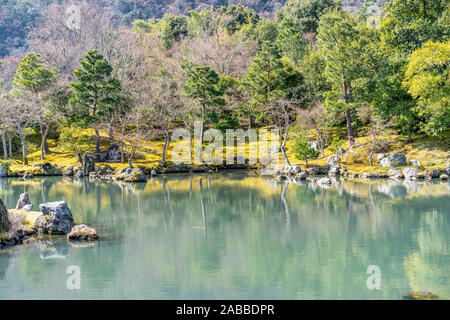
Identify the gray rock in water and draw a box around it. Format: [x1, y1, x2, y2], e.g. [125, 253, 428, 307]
[440, 174, 448, 180]
[387, 169, 404, 180]
[430, 169, 440, 179]
[409, 160, 422, 166]
[295, 171, 309, 180]
[67, 224, 99, 241]
[362, 172, 379, 179]
[116, 167, 147, 182]
[74, 170, 84, 179]
[34, 201, 76, 235]
[16, 192, 32, 210]
[0, 166, 6, 178]
[311, 166, 329, 175]
[63, 166, 74, 176]
[291, 166, 301, 174]
[328, 165, 341, 176]
[380, 153, 407, 167]
[403, 167, 421, 180]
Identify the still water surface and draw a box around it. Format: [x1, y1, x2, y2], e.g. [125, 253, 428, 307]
[0, 172, 449, 299]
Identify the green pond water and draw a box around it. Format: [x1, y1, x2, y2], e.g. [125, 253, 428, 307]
[0, 172, 449, 300]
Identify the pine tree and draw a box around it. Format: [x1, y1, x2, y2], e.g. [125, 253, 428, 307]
[69, 49, 122, 154]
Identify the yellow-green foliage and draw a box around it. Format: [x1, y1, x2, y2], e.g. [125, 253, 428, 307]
[6, 127, 450, 175]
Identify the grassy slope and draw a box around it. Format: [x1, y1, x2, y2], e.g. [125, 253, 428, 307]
[4, 128, 450, 175]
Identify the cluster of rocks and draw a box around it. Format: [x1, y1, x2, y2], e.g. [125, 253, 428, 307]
[34, 201, 99, 240]
[274, 154, 450, 183]
[115, 167, 147, 182]
[1, 195, 100, 250]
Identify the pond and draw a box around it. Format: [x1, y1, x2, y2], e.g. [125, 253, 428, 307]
[0, 172, 449, 299]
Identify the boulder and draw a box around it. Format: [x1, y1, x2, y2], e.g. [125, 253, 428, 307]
[0, 198, 10, 233]
[387, 169, 404, 180]
[67, 224, 99, 241]
[328, 165, 341, 176]
[107, 144, 121, 162]
[408, 160, 422, 167]
[440, 174, 448, 180]
[34, 201, 76, 235]
[380, 153, 407, 167]
[0, 166, 6, 178]
[430, 169, 440, 179]
[310, 166, 329, 175]
[63, 166, 74, 176]
[116, 167, 147, 182]
[362, 172, 379, 179]
[41, 162, 58, 175]
[377, 153, 389, 163]
[16, 192, 32, 210]
[403, 167, 421, 180]
[295, 171, 309, 180]
[291, 166, 301, 174]
[82, 154, 96, 175]
[75, 170, 84, 179]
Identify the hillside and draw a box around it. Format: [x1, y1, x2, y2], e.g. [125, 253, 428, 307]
[0, 0, 393, 57]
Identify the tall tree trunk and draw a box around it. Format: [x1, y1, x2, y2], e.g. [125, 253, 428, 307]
[1, 132, 7, 160]
[20, 134, 28, 165]
[77, 153, 83, 165]
[40, 125, 51, 160]
[162, 135, 169, 163]
[8, 134, 12, 159]
[342, 74, 354, 144]
[345, 109, 354, 144]
[280, 124, 291, 166]
[109, 124, 114, 141]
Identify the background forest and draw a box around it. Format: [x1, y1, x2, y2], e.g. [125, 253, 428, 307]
[0, 0, 448, 172]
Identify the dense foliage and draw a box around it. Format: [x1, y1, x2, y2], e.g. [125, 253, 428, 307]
[0, 0, 448, 167]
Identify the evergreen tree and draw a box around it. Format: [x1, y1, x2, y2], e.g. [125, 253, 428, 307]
[69, 49, 122, 154]
[12, 53, 57, 160]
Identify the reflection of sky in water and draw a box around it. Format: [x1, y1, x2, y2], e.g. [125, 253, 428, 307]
[0, 173, 449, 300]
